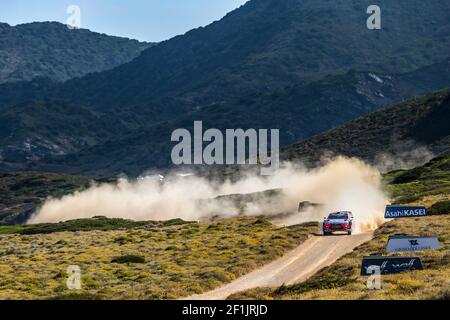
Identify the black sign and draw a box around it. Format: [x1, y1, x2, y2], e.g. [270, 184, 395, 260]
[384, 206, 427, 219]
[360, 256, 423, 275]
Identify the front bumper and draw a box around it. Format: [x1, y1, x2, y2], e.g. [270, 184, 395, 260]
[323, 224, 352, 232]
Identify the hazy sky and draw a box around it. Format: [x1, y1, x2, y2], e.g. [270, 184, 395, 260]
[0, 0, 249, 42]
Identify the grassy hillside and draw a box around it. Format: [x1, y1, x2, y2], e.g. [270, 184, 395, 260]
[282, 89, 450, 166]
[0, 216, 187, 235]
[384, 155, 450, 206]
[0, 217, 316, 300]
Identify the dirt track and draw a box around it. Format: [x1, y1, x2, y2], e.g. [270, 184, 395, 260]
[184, 232, 373, 300]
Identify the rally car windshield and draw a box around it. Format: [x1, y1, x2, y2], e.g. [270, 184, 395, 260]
[328, 213, 348, 220]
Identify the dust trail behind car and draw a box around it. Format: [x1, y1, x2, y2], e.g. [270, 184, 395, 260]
[29, 157, 387, 232]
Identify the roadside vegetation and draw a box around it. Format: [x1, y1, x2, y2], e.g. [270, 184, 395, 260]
[0, 216, 189, 235]
[229, 214, 449, 300]
[384, 155, 450, 206]
[0, 217, 316, 300]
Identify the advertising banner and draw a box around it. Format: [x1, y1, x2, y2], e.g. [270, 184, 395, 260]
[361, 256, 423, 275]
[385, 206, 427, 219]
[386, 236, 441, 252]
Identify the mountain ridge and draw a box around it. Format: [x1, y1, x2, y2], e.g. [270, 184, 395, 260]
[0, 21, 152, 84]
[4, 62, 447, 176]
[1, 0, 449, 112]
[50, 0, 450, 112]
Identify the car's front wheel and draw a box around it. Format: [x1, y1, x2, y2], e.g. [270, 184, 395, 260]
[347, 231, 352, 235]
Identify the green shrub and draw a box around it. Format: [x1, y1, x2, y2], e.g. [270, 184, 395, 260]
[17, 217, 150, 235]
[111, 254, 145, 264]
[390, 168, 424, 184]
[253, 219, 272, 227]
[113, 236, 134, 245]
[428, 201, 450, 215]
[162, 218, 193, 227]
[396, 195, 421, 204]
[197, 270, 232, 282]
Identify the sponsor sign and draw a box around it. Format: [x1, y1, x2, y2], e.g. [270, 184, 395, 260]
[360, 256, 423, 275]
[387, 235, 441, 252]
[384, 205, 427, 219]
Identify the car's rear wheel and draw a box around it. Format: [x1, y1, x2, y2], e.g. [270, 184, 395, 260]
[324, 231, 331, 236]
[347, 231, 352, 235]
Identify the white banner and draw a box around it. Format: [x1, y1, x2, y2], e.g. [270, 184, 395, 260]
[386, 236, 441, 252]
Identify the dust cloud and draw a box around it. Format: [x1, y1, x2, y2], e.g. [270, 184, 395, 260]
[28, 156, 388, 232]
[374, 141, 434, 173]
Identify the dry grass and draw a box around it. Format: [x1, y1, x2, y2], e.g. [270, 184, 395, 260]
[0, 217, 316, 300]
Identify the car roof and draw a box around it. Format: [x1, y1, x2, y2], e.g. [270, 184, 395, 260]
[329, 211, 352, 215]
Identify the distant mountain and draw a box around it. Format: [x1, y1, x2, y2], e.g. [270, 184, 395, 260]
[0, 100, 137, 164]
[281, 89, 450, 166]
[54, 0, 450, 112]
[0, 22, 151, 84]
[1, 0, 449, 112]
[10, 61, 448, 176]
